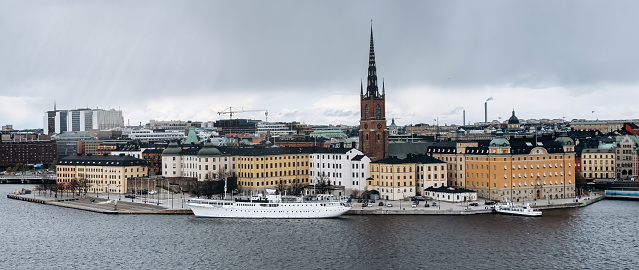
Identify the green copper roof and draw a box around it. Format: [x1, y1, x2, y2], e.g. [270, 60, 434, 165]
[198, 142, 221, 156]
[162, 142, 182, 155]
[184, 127, 200, 145]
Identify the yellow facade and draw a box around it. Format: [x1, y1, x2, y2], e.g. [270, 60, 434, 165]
[56, 156, 148, 194]
[581, 148, 615, 179]
[236, 153, 309, 191]
[369, 162, 417, 200]
[465, 148, 576, 202]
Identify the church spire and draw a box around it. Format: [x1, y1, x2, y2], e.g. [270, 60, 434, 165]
[360, 78, 363, 95]
[366, 22, 379, 98]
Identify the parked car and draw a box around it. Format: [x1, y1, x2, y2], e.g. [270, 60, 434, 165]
[378, 202, 384, 206]
[424, 203, 430, 207]
[148, 190, 157, 195]
[362, 203, 367, 207]
[411, 204, 417, 208]
[432, 202, 437, 206]
[125, 194, 136, 199]
[484, 200, 496, 205]
[386, 203, 393, 207]
[367, 203, 373, 207]
[469, 202, 479, 207]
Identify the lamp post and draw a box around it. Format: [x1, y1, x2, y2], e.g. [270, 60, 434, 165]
[118, 184, 121, 200]
[107, 183, 110, 199]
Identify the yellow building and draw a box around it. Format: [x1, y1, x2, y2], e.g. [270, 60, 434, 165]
[235, 148, 310, 191]
[57, 154, 148, 194]
[581, 148, 616, 179]
[464, 129, 576, 202]
[427, 141, 477, 188]
[368, 154, 446, 200]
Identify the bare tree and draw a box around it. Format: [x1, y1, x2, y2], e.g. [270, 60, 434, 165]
[68, 179, 79, 198]
[77, 178, 89, 197]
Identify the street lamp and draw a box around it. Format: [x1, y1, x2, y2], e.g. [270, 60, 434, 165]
[107, 183, 110, 199]
[118, 184, 121, 200]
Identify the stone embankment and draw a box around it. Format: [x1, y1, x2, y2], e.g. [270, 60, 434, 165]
[8, 191, 604, 216]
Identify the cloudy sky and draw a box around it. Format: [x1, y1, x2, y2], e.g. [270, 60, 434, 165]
[2, 0, 639, 130]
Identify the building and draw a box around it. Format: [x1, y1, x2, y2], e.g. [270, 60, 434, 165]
[424, 186, 477, 203]
[358, 27, 388, 162]
[257, 122, 296, 137]
[56, 154, 148, 194]
[615, 135, 639, 180]
[147, 120, 199, 131]
[0, 141, 58, 171]
[124, 129, 185, 142]
[309, 147, 370, 197]
[234, 147, 310, 192]
[214, 119, 261, 136]
[427, 141, 480, 188]
[367, 154, 447, 200]
[464, 129, 576, 202]
[161, 142, 235, 181]
[581, 148, 616, 180]
[44, 108, 124, 135]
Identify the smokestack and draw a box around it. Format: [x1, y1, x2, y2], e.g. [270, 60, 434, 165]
[484, 102, 487, 123]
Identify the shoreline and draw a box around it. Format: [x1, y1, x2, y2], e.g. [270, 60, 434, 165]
[7, 190, 604, 216]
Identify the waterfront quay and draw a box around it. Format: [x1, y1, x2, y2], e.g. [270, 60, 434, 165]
[7, 188, 603, 215]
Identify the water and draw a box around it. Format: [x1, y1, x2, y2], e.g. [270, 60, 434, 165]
[1, 184, 638, 269]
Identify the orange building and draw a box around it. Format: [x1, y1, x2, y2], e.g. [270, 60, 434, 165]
[464, 129, 576, 202]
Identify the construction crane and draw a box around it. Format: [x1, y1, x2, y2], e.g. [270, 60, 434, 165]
[218, 107, 269, 121]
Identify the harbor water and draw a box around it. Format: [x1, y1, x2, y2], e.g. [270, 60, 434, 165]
[1, 184, 637, 269]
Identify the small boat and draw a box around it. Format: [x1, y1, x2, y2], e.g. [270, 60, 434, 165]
[494, 201, 542, 217]
[189, 189, 352, 219]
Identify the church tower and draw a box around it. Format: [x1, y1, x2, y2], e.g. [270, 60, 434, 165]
[359, 25, 388, 162]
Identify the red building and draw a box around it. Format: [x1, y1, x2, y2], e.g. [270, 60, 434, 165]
[0, 141, 58, 170]
[358, 27, 388, 162]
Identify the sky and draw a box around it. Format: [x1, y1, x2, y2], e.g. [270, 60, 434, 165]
[2, 0, 639, 130]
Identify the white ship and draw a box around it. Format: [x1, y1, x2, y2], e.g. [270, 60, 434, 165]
[189, 189, 352, 219]
[494, 201, 542, 217]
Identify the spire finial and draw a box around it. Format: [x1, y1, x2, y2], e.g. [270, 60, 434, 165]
[360, 78, 363, 95]
[383, 78, 385, 95]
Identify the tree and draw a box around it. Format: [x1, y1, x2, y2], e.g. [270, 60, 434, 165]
[68, 179, 79, 198]
[50, 159, 58, 171]
[77, 178, 89, 197]
[315, 175, 331, 195]
[352, 189, 361, 199]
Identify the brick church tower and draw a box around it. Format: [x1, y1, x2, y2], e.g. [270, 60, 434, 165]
[359, 26, 388, 162]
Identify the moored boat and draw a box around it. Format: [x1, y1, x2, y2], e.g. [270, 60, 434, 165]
[494, 201, 542, 217]
[189, 189, 352, 219]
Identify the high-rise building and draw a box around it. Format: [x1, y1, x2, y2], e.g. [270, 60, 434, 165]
[44, 108, 124, 134]
[358, 26, 388, 162]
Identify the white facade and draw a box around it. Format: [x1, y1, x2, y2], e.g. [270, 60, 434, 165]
[44, 108, 124, 134]
[125, 129, 185, 142]
[417, 163, 448, 195]
[309, 148, 370, 197]
[257, 122, 296, 136]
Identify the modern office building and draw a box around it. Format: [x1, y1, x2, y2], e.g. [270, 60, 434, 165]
[44, 108, 124, 134]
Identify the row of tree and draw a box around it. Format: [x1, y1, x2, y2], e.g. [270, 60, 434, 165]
[38, 178, 89, 198]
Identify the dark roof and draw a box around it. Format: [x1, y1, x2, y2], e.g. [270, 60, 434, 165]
[351, 155, 365, 161]
[464, 139, 567, 155]
[219, 147, 315, 156]
[425, 186, 477, 194]
[142, 148, 164, 154]
[59, 154, 146, 167]
[372, 154, 445, 164]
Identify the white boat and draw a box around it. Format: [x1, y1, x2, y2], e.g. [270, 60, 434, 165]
[188, 189, 352, 219]
[494, 201, 542, 217]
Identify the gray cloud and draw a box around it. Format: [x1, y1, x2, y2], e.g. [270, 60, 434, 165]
[1, 0, 639, 129]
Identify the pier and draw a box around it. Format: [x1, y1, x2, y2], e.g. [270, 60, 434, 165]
[7, 188, 604, 215]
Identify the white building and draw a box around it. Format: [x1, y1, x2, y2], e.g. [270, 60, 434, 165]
[309, 148, 370, 197]
[257, 122, 296, 137]
[424, 186, 477, 203]
[44, 108, 124, 134]
[124, 129, 185, 142]
[161, 142, 236, 181]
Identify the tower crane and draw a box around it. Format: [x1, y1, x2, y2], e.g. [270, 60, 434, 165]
[218, 107, 269, 121]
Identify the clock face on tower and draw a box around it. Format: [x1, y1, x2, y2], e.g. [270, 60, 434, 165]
[377, 123, 382, 129]
[364, 124, 368, 129]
